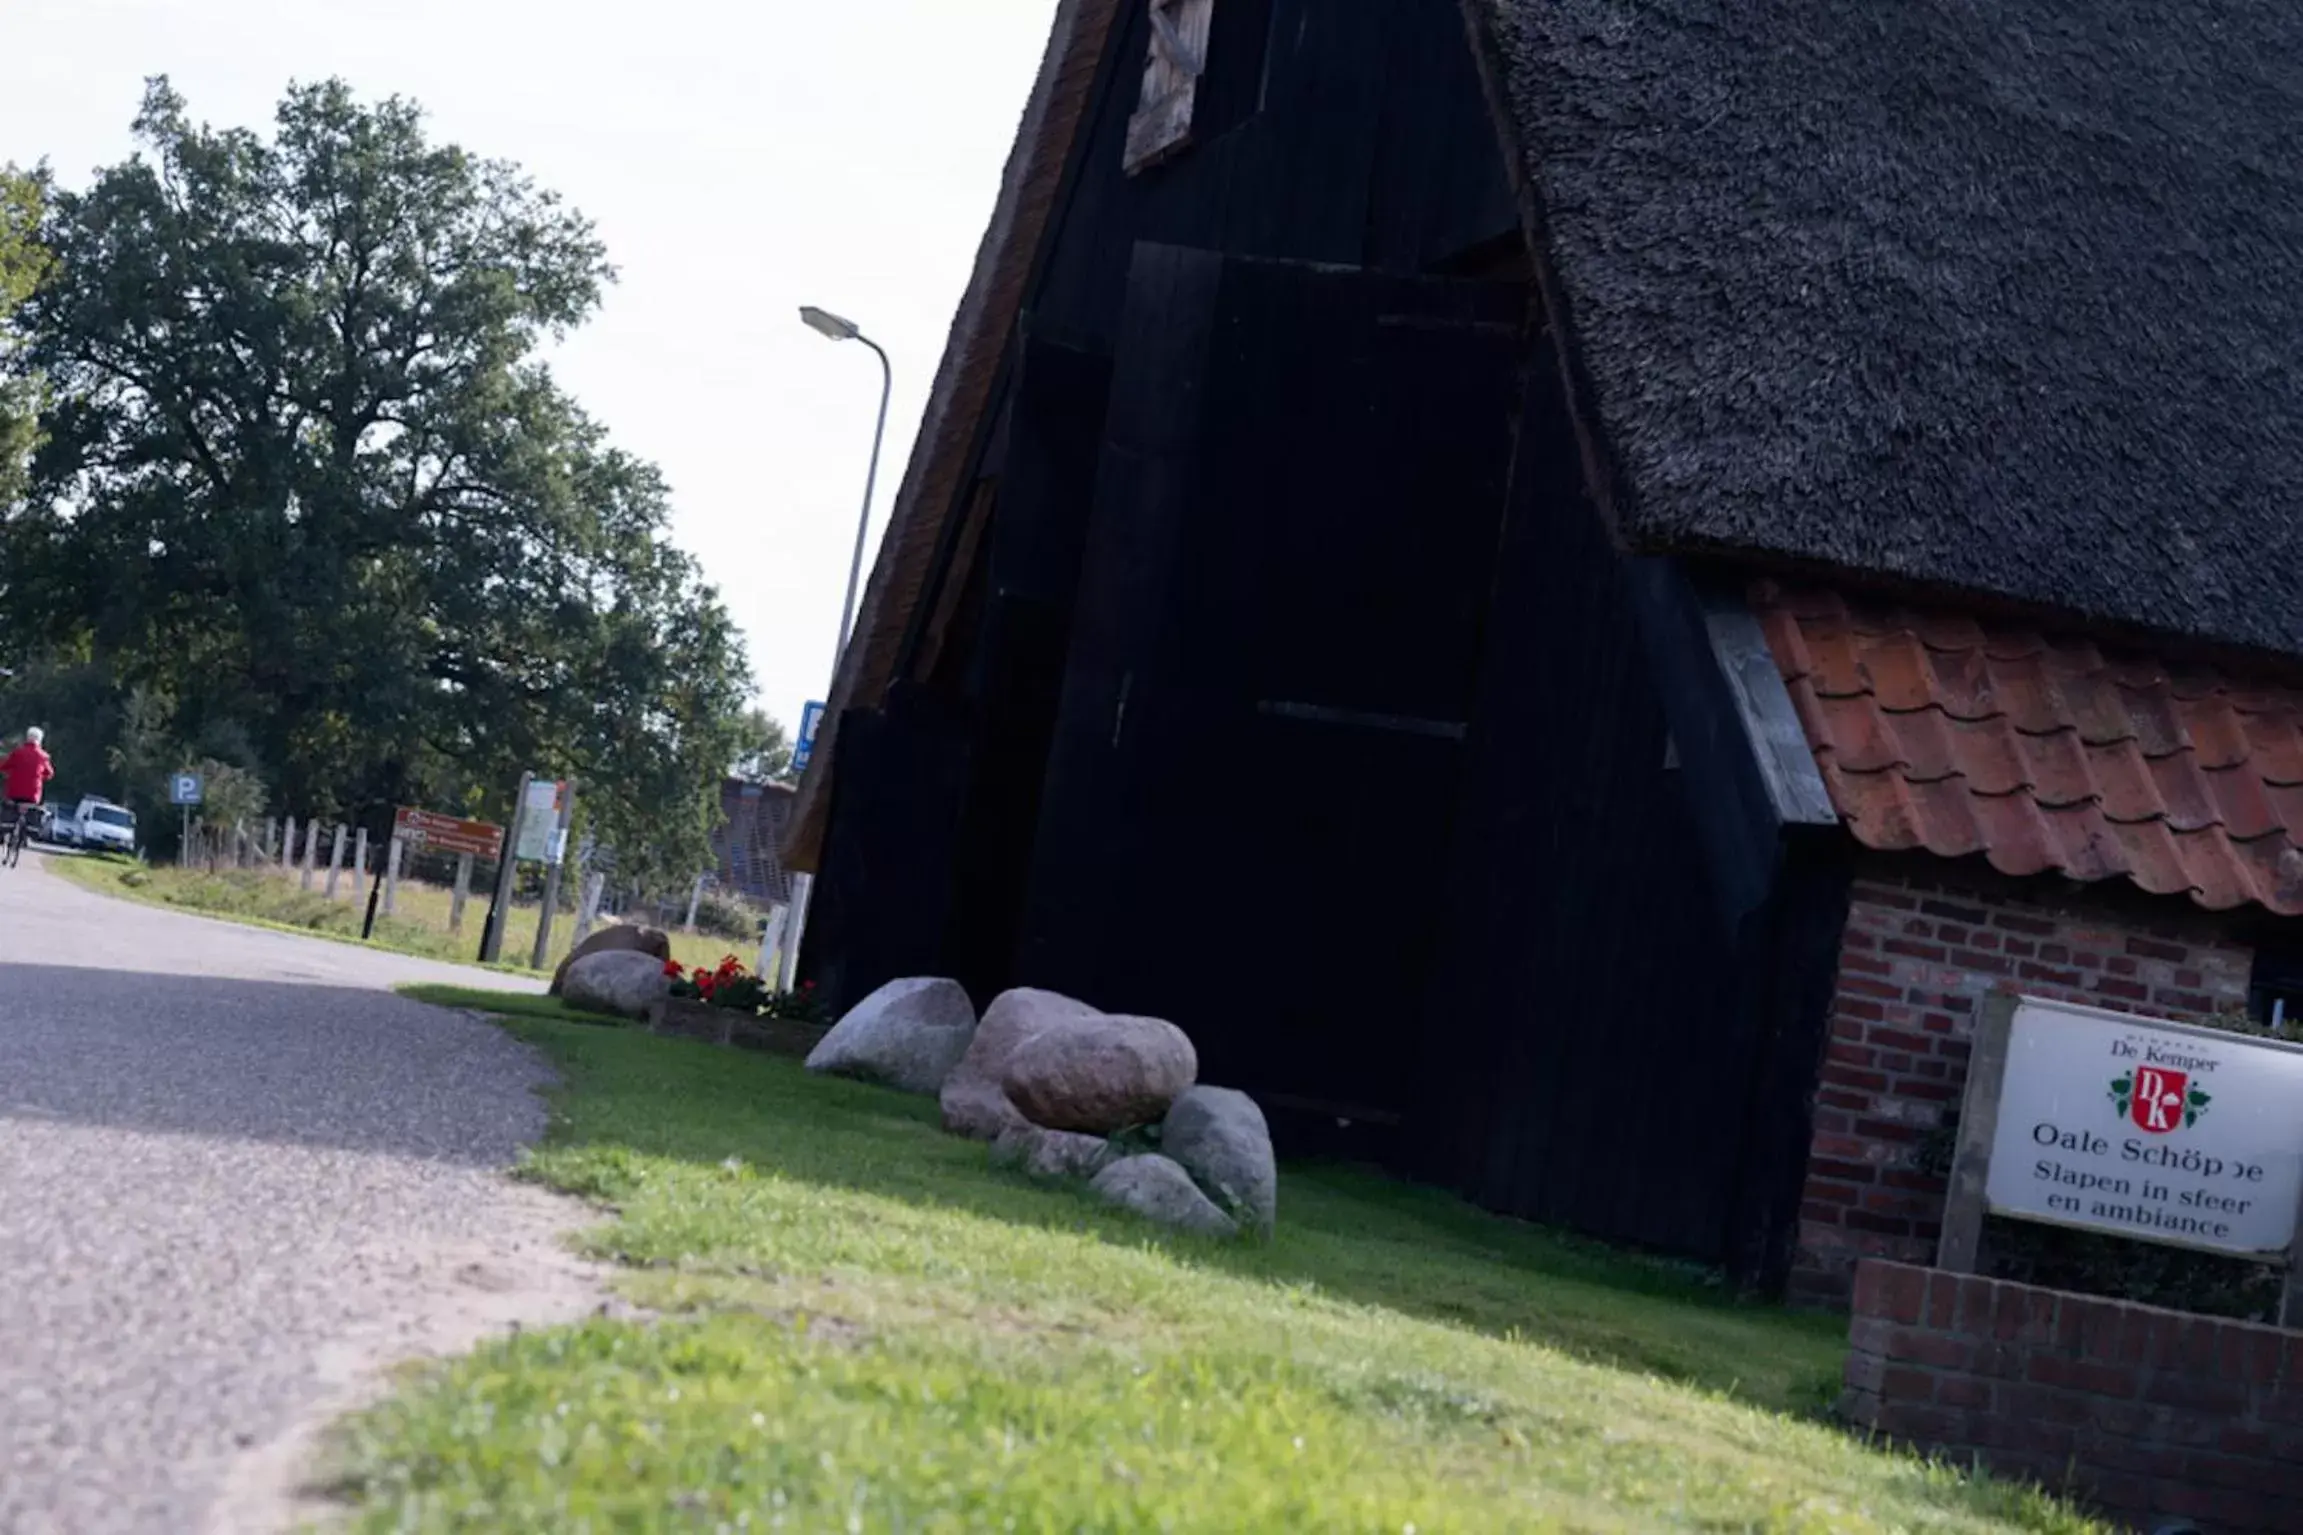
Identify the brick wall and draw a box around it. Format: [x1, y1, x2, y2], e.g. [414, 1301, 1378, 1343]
[1845, 1260, 2303, 1533]
[1793, 863, 2254, 1306]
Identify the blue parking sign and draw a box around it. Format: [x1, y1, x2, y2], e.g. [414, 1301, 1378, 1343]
[793, 701, 826, 775]
[169, 772, 203, 806]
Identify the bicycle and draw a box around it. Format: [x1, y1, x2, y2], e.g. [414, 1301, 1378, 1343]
[1, 803, 30, 869]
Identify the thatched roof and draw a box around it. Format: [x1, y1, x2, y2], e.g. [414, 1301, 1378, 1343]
[1472, 0, 2303, 652]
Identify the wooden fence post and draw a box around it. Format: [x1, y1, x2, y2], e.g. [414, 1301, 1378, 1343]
[351, 826, 370, 907]
[449, 852, 474, 934]
[683, 874, 706, 933]
[570, 869, 606, 949]
[529, 780, 579, 971]
[383, 834, 402, 917]
[280, 815, 296, 872]
[1937, 992, 2019, 1274]
[301, 820, 320, 890]
[325, 825, 347, 898]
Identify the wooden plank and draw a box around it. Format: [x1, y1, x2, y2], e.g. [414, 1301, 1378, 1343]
[1700, 594, 1839, 828]
[1124, 0, 1213, 173]
[1938, 991, 2019, 1273]
[449, 852, 474, 935]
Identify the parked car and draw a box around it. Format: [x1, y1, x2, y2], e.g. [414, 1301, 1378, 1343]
[55, 796, 136, 855]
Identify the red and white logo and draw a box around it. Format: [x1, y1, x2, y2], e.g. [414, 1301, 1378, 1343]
[2109, 1064, 2207, 1134]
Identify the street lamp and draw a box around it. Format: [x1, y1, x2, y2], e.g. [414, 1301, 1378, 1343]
[799, 306, 894, 662]
[773, 305, 893, 992]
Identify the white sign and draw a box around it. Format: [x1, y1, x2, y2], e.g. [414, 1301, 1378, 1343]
[1985, 998, 2303, 1258]
[513, 778, 564, 863]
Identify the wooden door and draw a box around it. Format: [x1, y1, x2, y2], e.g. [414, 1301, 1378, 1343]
[1017, 243, 1524, 1130]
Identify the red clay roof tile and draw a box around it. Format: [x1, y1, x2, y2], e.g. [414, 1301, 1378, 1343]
[1755, 583, 2303, 916]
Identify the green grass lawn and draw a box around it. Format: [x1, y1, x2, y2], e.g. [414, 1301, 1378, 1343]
[47, 854, 741, 975]
[328, 994, 2103, 1533]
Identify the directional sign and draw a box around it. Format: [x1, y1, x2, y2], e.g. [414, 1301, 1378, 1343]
[169, 772, 203, 807]
[393, 806, 505, 861]
[793, 700, 827, 775]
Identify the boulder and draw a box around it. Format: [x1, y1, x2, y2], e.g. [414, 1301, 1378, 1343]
[550, 923, 671, 996]
[1162, 1086, 1277, 1236]
[941, 988, 1100, 1140]
[1090, 1155, 1238, 1239]
[806, 977, 978, 1095]
[990, 1123, 1117, 1182]
[561, 948, 671, 1020]
[1000, 1014, 1197, 1135]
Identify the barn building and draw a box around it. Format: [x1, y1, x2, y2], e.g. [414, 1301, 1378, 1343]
[783, 0, 2303, 1297]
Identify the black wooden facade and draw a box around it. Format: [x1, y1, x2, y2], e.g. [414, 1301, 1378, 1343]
[801, 0, 1846, 1288]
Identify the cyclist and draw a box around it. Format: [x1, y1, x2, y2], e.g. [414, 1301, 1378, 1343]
[2, 727, 53, 845]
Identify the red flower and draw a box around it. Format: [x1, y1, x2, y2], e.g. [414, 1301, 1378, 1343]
[661, 958, 683, 977]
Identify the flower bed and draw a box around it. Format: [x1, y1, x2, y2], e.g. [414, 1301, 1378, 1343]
[648, 955, 830, 1058]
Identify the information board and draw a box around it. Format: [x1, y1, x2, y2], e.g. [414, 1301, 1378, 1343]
[1981, 997, 2303, 1259]
[513, 778, 566, 863]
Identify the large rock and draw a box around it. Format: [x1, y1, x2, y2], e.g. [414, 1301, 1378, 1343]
[550, 923, 671, 996]
[1000, 1014, 1197, 1135]
[941, 988, 1100, 1140]
[1090, 1155, 1238, 1239]
[1163, 1086, 1277, 1236]
[806, 977, 978, 1095]
[561, 948, 671, 1019]
[990, 1123, 1117, 1182]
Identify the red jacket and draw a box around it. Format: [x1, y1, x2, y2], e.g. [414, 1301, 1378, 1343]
[3, 742, 52, 803]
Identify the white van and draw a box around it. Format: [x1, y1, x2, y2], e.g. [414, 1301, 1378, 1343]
[59, 797, 137, 854]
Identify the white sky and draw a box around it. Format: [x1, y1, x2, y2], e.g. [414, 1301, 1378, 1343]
[3, 0, 1058, 731]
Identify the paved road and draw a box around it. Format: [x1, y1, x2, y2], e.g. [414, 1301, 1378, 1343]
[0, 854, 586, 1534]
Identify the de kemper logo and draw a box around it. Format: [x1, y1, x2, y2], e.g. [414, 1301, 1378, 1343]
[2110, 1066, 2211, 1134]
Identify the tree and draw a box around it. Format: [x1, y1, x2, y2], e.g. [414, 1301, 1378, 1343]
[0, 165, 49, 508]
[732, 707, 794, 783]
[1, 79, 750, 880]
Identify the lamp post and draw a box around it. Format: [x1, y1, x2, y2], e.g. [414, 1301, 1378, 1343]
[772, 306, 893, 990]
[798, 306, 893, 660]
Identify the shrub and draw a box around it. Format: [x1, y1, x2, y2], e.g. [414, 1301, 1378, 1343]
[690, 885, 770, 942]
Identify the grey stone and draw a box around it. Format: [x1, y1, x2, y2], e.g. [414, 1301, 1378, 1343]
[1001, 1013, 1197, 1135]
[806, 977, 977, 1095]
[1163, 1086, 1277, 1236]
[548, 923, 670, 996]
[941, 987, 1100, 1140]
[560, 948, 671, 1019]
[1089, 1155, 1239, 1239]
[990, 1123, 1117, 1182]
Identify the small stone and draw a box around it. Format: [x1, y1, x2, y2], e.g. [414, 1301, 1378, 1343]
[1162, 1086, 1277, 1236]
[1090, 1155, 1238, 1238]
[990, 1123, 1117, 1182]
[806, 977, 977, 1095]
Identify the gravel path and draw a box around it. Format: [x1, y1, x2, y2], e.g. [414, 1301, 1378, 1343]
[0, 854, 599, 1534]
